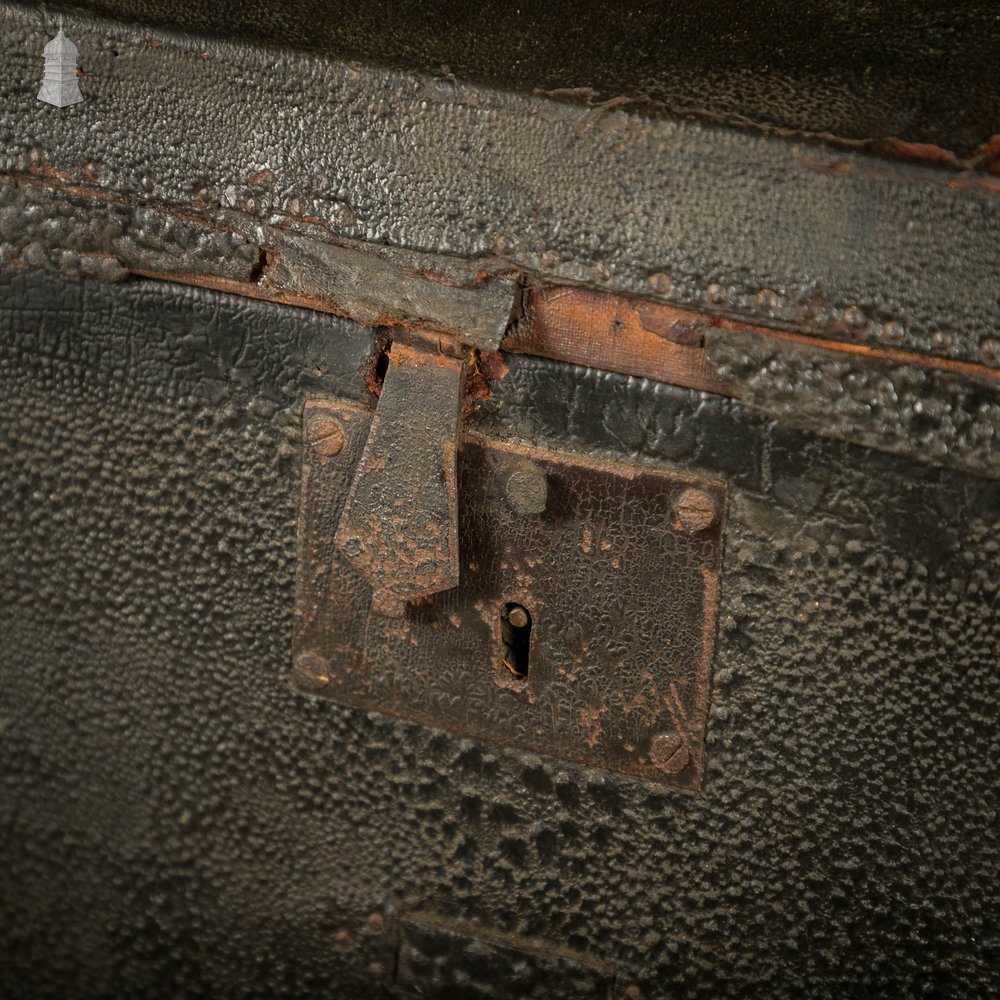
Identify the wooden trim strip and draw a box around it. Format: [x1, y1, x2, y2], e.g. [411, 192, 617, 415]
[503, 285, 1000, 395]
[502, 286, 735, 397]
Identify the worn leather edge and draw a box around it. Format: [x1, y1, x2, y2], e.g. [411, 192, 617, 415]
[2, 1, 999, 370]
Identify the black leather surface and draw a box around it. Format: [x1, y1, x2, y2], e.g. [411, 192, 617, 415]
[1, 268, 997, 998]
[54, 0, 1000, 155]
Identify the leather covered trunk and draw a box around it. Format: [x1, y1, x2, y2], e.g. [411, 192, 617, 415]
[1, 3, 998, 998]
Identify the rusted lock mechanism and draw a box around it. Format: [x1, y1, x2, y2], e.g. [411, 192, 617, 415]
[293, 278, 726, 791]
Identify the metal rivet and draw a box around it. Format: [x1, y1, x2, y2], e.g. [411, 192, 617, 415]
[880, 321, 905, 344]
[505, 463, 548, 516]
[705, 283, 728, 305]
[673, 488, 716, 532]
[650, 732, 690, 774]
[646, 272, 672, 295]
[756, 288, 780, 313]
[843, 305, 867, 328]
[980, 337, 1000, 366]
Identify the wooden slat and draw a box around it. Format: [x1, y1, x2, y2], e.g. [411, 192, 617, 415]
[504, 285, 1000, 396]
[504, 286, 736, 396]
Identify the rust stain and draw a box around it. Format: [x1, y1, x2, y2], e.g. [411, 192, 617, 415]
[869, 138, 964, 170]
[247, 168, 276, 187]
[577, 705, 604, 749]
[799, 155, 853, 176]
[296, 402, 724, 789]
[37, 166, 76, 183]
[972, 134, 1000, 173]
[947, 174, 1000, 194]
[361, 329, 393, 398]
[795, 141, 1000, 191]
[463, 349, 508, 411]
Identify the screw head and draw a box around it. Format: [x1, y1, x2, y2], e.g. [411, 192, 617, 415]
[673, 488, 716, 532]
[505, 463, 548, 516]
[293, 651, 330, 690]
[307, 413, 346, 458]
[650, 732, 690, 774]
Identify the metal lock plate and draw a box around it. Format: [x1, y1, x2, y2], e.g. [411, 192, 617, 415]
[293, 397, 725, 791]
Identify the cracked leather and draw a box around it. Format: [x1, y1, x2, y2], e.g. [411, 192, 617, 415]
[1, 268, 997, 998]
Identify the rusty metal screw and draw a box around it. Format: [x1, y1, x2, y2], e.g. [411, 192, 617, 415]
[673, 488, 716, 532]
[292, 651, 331, 691]
[505, 463, 548, 516]
[650, 732, 690, 774]
[308, 413, 346, 458]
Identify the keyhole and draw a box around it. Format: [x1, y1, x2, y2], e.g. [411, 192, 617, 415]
[501, 603, 532, 680]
